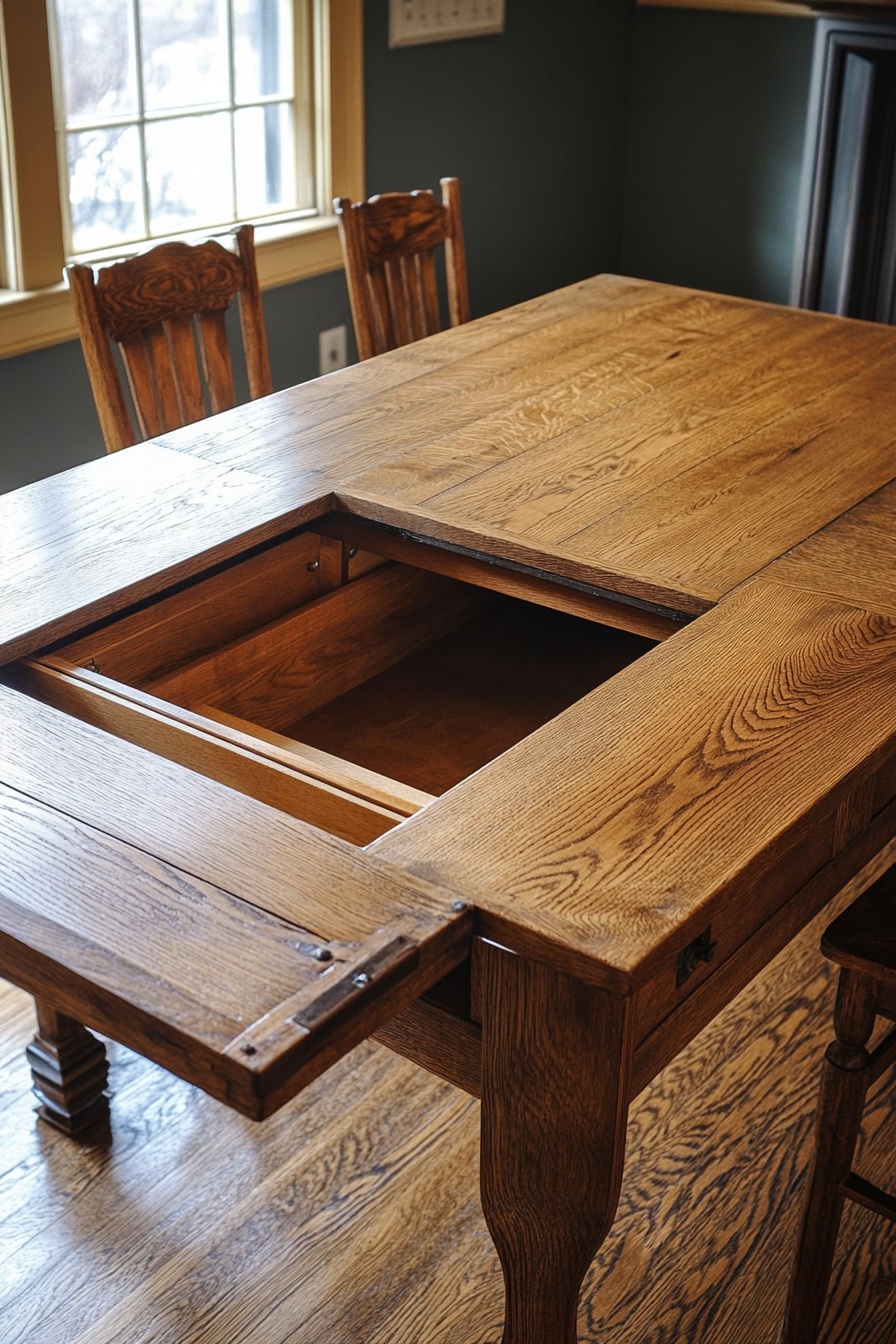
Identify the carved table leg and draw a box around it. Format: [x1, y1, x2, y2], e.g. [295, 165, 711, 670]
[479, 941, 634, 1344]
[26, 999, 110, 1136]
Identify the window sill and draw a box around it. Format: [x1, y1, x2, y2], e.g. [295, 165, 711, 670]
[0, 215, 345, 361]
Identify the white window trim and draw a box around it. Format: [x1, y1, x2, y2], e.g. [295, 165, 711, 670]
[0, 0, 363, 360]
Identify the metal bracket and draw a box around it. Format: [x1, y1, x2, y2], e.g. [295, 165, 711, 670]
[292, 934, 419, 1031]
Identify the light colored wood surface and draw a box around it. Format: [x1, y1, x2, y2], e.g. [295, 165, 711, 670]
[758, 481, 896, 619]
[372, 580, 896, 988]
[8, 278, 893, 658]
[340, 306, 895, 612]
[0, 444, 328, 665]
[0, 685, 455, 943]
[3, 873, 896, 1343]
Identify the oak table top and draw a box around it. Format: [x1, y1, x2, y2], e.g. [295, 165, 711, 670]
[1, 275, 894, 1342]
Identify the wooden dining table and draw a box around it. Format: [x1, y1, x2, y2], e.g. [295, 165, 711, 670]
[1, 274, 894, 1343]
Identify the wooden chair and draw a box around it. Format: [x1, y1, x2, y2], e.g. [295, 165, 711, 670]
[335, 177, 470, 360]
[779, 860, 896, 1343]
[67, 225, 273, 453]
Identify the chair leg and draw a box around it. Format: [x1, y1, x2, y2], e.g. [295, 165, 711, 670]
[779, 968, 877, 1344]
[26, 999, 110, 1136]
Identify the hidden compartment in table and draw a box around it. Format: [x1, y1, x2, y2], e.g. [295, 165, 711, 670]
[6, 523, 657, 846]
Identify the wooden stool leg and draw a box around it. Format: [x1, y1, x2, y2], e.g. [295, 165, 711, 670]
[479, 942, 633, 1344]
[779, 968, 877, 1344]
[26, 999, 110, 1136]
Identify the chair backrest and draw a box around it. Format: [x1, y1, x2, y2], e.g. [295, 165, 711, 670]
[335, 177, 470, 361]
[67, 225, 273, 453]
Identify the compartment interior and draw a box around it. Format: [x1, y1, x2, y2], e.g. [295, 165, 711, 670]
[18, 525, 658, 845]
[285, 598, 649, 796]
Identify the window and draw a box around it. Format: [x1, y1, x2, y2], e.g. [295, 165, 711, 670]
[52, 0, 313, 257]
[0, 0, 362, 358]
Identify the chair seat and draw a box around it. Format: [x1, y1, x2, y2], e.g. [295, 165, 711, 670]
[778, 854, 896, 1344]
[822, 864, 896, 988]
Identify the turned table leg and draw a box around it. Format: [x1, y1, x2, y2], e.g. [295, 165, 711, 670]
[478, 941, 634, 1344]
[27, 999, 110, 1135]
[778, 968, 878, 1344]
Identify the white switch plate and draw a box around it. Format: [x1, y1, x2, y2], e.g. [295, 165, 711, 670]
[389, 0, 505, 48]
[318, 325, 347, 377]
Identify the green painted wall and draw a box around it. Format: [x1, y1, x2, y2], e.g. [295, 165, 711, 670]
[0, 3, 816, 494]
[363, 0, 631, 317]
[623, 9, 814, 304]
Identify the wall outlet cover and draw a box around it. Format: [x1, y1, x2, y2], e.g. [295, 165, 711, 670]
[319, 325, 348, 377]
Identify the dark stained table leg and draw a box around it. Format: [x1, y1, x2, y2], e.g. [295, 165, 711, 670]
[478, 941, 634, 1344]
[778, 967, 878, 1344]
[27, 998, 110, 1136]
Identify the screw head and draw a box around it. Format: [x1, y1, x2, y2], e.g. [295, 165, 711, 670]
[240, 1042, 257, 1056]
[352, 972, 370, 987]
[311, 946, 333, 962]
[450, 900, 467, 912]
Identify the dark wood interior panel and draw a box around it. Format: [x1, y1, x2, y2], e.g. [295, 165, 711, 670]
[285, 599, 653, 796]
[53, 530, 325, 686]
[144, 563, 495, 732]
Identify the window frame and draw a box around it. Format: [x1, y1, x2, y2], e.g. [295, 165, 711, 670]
[0, 0, 363, 359]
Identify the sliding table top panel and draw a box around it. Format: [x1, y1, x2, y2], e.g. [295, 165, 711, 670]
[3, 277, 894, 664]
[160, 273, 896, 615]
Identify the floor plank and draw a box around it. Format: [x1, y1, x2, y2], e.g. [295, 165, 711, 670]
[1, 884, 894, 1343]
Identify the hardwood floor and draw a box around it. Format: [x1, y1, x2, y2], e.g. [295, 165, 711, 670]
[1, 875, 894, 1343]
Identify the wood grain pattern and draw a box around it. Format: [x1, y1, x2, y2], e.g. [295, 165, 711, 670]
[558, 351, 896, 601]
[0, 684, 455, 941]
[1, 870, 896, 1344]
[479, 941, 633, 1343]
[0, 444, 329, 666]
[285, 598, 653, 797]
[52, 529, 325, 687]
[315, 512, 681, 640]
[372, 581, 896, 989]
[92, 238, 245, 339]
[3, 874, 896, 1342]
[3, 276, 895, 1342]
[189, 704, 435, 817]
[335, 179, 468, 360]
[342, 302, 855, 516]
[169, 276, 708, 480]
[372, 996, 482, 1096]
[145, 563, 495, 731]
[631, 826, 896, 1099]
[342, 321, 896, 610]
[67, 226, 271, 453]
[759, 481, 896, 619]
[8, 660, 407, 846]
[0, 775, 468, 1118]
